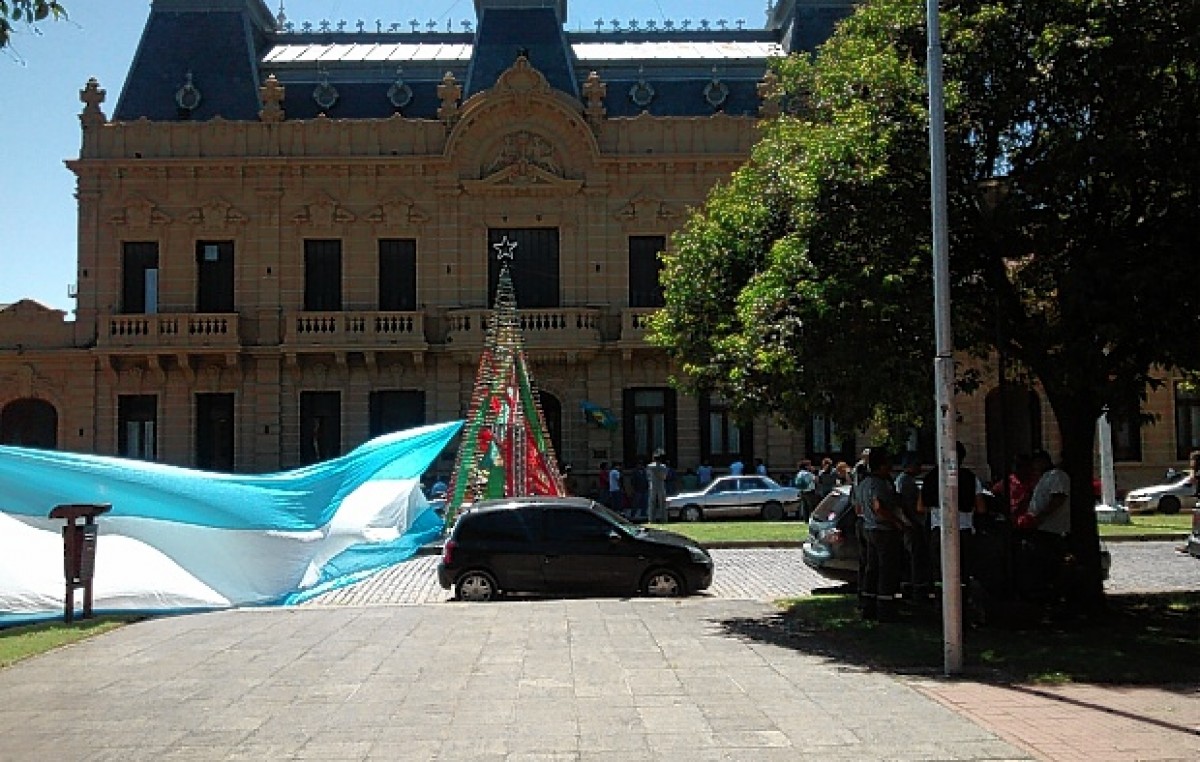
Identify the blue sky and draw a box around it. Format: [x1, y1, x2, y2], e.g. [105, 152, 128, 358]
[0, 0, 767, 315]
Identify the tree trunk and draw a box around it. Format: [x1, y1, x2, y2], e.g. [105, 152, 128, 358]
[1048, 393, 1106, 610]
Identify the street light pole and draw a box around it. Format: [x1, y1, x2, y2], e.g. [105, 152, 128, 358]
[926, 0, 963, 675]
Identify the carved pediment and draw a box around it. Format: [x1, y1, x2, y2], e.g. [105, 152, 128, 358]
[485, 130, 562, 178]
[111, 195, 171, 229]
[187, 197, 248, 230]
[0, 299, 66, 319]
[462, 162, 583, 196]
[293, 193, 355, 227]
[614, 193, 679, 225]
[366, 196, 429, 226]
[494, 55, 553, 98]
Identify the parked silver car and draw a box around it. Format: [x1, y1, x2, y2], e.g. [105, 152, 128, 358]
[1123, 473, 1198, 515]
[667, 475, 802, 521]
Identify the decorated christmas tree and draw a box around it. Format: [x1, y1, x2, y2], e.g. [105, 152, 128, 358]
[444, 237, 565, 524]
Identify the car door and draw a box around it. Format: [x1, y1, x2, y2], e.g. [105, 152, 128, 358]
[731, 477, 771, 518]
[540, 507, 644, 594]
[465, 508, 544, 593]
[704, 478, 744, 519]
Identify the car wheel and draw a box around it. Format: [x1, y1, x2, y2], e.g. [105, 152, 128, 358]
[642, 568, 686, 597]
[455, 570, 498, 602]
[682, 504, 703, 522]
[1159, 496, 1182, 515]
[761, 501, 784, 521]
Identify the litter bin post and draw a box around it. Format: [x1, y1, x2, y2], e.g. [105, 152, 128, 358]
[48, 503, 111, 623]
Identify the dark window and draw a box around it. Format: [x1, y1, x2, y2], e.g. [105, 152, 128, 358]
[0, 398, 58, 449]
[807, 413, 856, 463]
[628, 235, 666, 308]
[304, 239, 342, 311]
[1174, 383, 1200, 460]
[623, 387, 676, 466]
[300, 391, 341, 464]
[118, 394, 157, 460]
[700, 393, 752, 468]
[378, 239, 417, 311]
[985, 386, 1043, 480]
[460, 510, 531, 543]
[538, 390, 562, 464]
[122, 242, 159, 314]
[543, 508, 611, 543]
[196, 241, 235, 313]
[195, 393, 235, 471]
[369, 390, 425, 437]
[1109, 410, 1143, 463]
[487, 228, 559, 308]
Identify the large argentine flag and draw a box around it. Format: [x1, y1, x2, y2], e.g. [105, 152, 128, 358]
[0, 421, 462, 625]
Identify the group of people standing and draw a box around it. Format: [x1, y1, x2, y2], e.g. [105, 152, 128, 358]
[593, 454, 673, 522]
[847, 445, 1072, 622]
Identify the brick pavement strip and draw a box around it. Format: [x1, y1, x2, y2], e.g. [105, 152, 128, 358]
[305, 542, 1196, 607]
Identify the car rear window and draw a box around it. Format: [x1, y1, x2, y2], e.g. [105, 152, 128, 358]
[456, 509, 531, 543]
[810, 491, 850, 521]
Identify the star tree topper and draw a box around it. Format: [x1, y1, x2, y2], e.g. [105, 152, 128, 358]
[493, 236, 518, 260]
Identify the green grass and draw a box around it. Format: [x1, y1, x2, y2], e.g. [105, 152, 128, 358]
[652, 513, 1190, 544]
[1099, 513, 1192, 537]
[0, 617, 135, 669]
[648, 520, 808, 544]
[751, 591, 1200, 685]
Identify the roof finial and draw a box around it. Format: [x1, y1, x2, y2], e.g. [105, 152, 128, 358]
[275, 1, 287, 29]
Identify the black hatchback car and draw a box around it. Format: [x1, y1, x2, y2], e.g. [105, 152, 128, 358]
[437, 496, 714, 601]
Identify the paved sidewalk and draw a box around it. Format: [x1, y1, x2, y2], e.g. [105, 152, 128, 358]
[0, 600, 1028, 761]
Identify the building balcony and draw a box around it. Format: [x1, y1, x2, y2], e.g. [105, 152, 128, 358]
[620, 307, 659, 343]
[283, 310, 427, 351]
[99, 313, 240, 350]
[443, 307, 603, 357]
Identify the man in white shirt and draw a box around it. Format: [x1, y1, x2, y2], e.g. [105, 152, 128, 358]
[1023, 450, 1071, 536]
[729, 459, 744, 476]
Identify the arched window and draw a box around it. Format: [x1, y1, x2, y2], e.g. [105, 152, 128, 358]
[537, 390, 563, 463]
[0, 398, 58, 449]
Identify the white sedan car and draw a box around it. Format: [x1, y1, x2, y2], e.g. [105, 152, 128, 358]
[667, 475, 802, 522]
[1123, 473, 1198, 515]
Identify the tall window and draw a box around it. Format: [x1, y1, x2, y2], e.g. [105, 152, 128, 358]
[195, 393, 235, 471]
[369, 390, 425, 437]
[487, 228, 559, 308]
[700, 393, 752, 468]
[628, 235, 666, 308]
[300, 391, 341, 464]
[808, 413, 855, 463]
[1108, 409, 1143, 463]
[122, 242, 159, 314]
[1174, 383, 1200, 460]
[378, 239, 417, 311]
[303, 239, 342, 311]
[538, 390, 563, 463]
[196, 241, 235, 313]
[623, 387, 676, 466]
[118, 394, 157, 460]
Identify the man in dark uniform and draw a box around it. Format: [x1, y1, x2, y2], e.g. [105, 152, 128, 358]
[859, 447, 906, 621]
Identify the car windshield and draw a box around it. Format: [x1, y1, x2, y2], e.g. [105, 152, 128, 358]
[591, 502, 642, 532]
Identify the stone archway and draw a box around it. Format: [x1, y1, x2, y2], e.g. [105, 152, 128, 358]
[985, 386, 1042, 481]
[0, 398, 59, 449]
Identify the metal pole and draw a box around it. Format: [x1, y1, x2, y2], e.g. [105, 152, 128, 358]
[927, 0, 962, 675]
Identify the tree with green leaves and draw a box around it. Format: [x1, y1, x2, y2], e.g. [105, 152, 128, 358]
[650, 0, 1200, 601]
[1, 1, 67, 48]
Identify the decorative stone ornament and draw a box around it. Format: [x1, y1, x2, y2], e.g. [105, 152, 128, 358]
[313, 69, 339, 110]
[582, 71, 606, 126]
[259, 74, 285, 122]
[629, 67, 655, 108]
[437, 71, 462, 125]
[175, 72, 202, 112]
[387, 67, 413, 110]
[704, 68, 729, 109]
[79, 78, 107, 128]
[758, 70, 782, 118]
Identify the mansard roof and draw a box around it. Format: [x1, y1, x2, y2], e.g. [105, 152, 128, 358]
[112, 0, 856, 122]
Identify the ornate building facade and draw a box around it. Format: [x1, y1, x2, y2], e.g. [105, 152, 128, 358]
[1, 0, 1195, 489]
